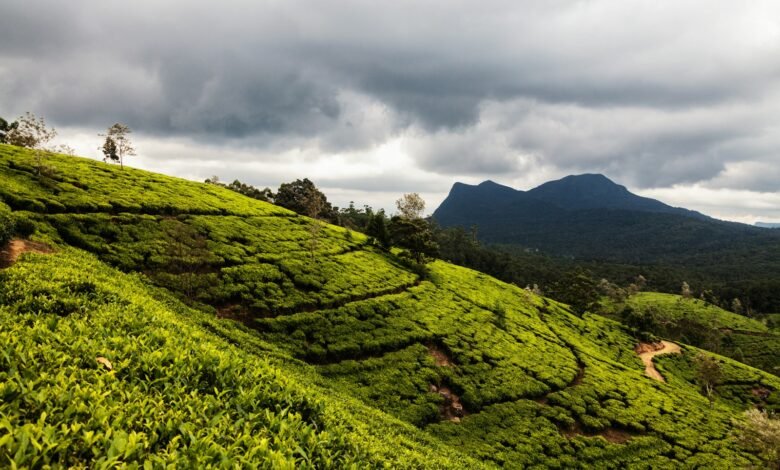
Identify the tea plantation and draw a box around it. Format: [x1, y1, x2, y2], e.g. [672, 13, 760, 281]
[1, 144, 779, 468]
[605, 292, 780, 376]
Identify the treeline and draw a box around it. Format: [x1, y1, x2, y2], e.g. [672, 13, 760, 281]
[206, 177, 438, 268]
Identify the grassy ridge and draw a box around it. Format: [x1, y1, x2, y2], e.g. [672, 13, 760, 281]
[1, 144, 779, 467]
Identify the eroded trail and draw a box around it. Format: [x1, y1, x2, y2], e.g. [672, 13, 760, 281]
[0, 239, 53, 268]
[636, 341, 681, 382]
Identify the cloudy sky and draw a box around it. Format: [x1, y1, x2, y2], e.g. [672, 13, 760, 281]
[2, 1, 780, 223]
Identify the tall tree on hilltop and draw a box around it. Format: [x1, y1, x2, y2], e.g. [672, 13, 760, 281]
[275, 178, 336, 221]
[366, 209, 390, 248]
[101, 136, 119, 164]
[99, 123, 136, 169]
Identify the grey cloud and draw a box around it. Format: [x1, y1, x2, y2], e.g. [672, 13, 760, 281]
[2, 0, 780, 208]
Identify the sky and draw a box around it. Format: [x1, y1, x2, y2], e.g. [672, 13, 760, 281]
[2, 1, 780, 223]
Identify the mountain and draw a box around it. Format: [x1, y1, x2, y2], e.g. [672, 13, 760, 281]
[757, 222, 780, 229]
[1, 144, 779, 468]
[433, 174, 780, 265]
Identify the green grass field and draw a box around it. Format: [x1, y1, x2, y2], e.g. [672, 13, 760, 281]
[1, 143, 779, 468]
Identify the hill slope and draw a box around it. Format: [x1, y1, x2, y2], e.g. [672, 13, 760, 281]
[603, 292, 780, 376]
[1, 144, 779, 468]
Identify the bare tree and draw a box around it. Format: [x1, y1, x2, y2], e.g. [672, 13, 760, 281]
[4, 112, 57, 150]
[99, 123, 136, 169]
[681, 281, 693, 299]
[396, 193, 425, 219]
[4, 112, 58, 173]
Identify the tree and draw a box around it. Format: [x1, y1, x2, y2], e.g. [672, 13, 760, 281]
[4, 112, 57, 150]
[388, 216, 438, 264]
[731, 298, 744, 315]
[99, 123, 136, 169]
[275, 178, 335, 221]
[693, 353, 721, 407]
[549, 270, 600, 316]
[734, 409, 780, 468]
[396, 193, 425, 219]
[101, 136, 118, 164]
[681, 281, 693, 299]
[365, 209, 390, 248]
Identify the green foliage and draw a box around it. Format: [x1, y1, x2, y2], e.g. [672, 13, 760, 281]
[275, 178, 336, 221]
[388, 216, 438, 263]
[0, 201, 13, 246]
[206, 177, 274, 202]
[0, 249, 484, 468]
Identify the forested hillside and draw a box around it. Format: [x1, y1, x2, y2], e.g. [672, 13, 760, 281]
[1, 144, 779, 468]
[433, 177, 780, 313]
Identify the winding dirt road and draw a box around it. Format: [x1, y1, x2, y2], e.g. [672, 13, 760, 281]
[636, 341, 681, 382]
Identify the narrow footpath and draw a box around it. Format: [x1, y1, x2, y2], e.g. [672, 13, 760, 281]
[635, 341, 681, 382]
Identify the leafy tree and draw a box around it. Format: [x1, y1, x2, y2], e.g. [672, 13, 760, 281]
[207, 177, 275, 202]
[227, 180, 274, 202]
[734, 409, 780, 468]
[549, 270, 600, 316]
[365, 209, 390, 248]
[99, 123, 136, 169]
[388, 216, 438, 264]
[101, 136, 118, 164]
[598, 278, 627, 303]
[275, 178, 336, 221]
[731, 298, 744, 315]
[396, 193, 425, 219]
[693, 353, 721, 407]
[339, 202, 375, 231]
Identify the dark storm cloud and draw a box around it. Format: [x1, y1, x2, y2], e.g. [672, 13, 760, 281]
[2, 0, 780, 198]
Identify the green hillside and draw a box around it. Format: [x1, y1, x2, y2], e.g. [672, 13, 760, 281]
[2, 144, 780, 468]
[605, 292, 780, 376]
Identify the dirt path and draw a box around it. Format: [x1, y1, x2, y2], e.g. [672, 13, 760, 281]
[635, 341, 681, 382]
[0, 239, 53, 268]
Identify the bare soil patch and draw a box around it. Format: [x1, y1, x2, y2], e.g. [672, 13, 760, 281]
[427, 343, 455, 367]
[0, 239, 53, 268]
[429, 383, 468, 422]
[635, 340, 681, 382]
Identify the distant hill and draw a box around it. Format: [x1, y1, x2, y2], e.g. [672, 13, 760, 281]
[433, 174, 780, 266]
[757, 222, 780, 229]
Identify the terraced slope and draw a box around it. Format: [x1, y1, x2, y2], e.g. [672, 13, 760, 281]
[1, 144, 779, 468]
[606, 292, 780, 376]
